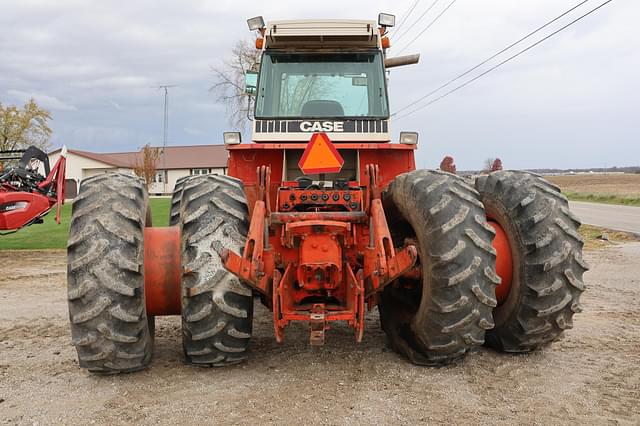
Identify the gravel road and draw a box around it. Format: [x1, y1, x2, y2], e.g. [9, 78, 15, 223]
[1, 246, 639, 425]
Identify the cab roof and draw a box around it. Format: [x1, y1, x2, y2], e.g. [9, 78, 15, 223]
[264, 19, 380, 50]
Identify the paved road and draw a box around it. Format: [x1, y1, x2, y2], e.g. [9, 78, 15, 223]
[569, 201, 640, 234]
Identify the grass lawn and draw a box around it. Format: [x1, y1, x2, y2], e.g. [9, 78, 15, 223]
[0, 197, 171, 250]
[564, 192, 640, 207]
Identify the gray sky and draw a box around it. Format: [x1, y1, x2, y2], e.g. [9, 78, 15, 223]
[1, 0, 637, 170]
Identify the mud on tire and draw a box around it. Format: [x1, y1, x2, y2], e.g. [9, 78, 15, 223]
[67, 173, 154, 373]
[180, 174, 253, 366]
[380, 170, 499, 365]
[475, 170, 587, 352]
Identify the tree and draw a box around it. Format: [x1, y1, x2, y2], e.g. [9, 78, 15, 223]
[133, 144, 162, 190]
[210, 39, 261, 131]
[0, 99, 52, 152]
[482, 157, 504, 173]
[280, 76, 327, 116]
[439, 155, 457, 174]
[482, 158, 496, 173]
[211, 38, 327, 130]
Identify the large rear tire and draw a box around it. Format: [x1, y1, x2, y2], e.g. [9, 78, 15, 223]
[380, 170, 499, 365]
[169, 175, 191, 226]
[67, 173, 154, 373]
[180, 174, 253, 366]
[475, 171, 587, 352]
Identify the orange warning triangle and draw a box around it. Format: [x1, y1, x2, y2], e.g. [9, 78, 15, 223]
[298, 133, 344, 175]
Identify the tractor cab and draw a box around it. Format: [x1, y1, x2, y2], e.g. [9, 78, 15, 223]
[250, 20, 391, 144]
[235, 16, 418, 145]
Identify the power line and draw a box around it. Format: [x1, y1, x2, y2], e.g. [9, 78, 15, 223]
[394, 0, 613, 121]
[392, 0, 421, 36]
[396, 0, 458, 54]
[394, 0, 441, 43]
[393, 0, 591, 116]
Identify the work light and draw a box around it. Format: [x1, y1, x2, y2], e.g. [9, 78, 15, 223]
[223, 132, 242, 145]
[247, 16, 265, 31]
[378, 13, 396, 28]
[399, 131, 418, 145]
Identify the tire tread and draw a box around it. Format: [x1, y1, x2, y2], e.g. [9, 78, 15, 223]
[180, 174, 253, 367]
[67, 173, 153, 374]
[475, 170, 587, 352]
[380, 170, 498, 365]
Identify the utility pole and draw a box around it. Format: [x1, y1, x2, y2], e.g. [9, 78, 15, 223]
[157, 84, 176, 194]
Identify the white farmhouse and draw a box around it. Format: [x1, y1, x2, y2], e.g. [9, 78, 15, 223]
[48, 145, 228, 198]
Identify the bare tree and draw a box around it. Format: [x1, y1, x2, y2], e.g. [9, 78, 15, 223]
[482, 158, 496, 174]
[280, 76, 329, 116]
[210, 39, 261, 131]
[133, 144, 162, 190]
[211, 39, 328, 129]
[481, 157, 504, 174]
[439, 155, 457, 174]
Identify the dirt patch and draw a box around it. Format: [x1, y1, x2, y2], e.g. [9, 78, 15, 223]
[1, 248, 639, 425]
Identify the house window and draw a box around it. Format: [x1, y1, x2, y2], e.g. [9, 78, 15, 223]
[153, 171, 165, 183]
[191, 168, 209, 175]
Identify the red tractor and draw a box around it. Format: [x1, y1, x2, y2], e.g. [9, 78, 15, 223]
[0, 146, 66, 233]
[66, 15, 586, 373]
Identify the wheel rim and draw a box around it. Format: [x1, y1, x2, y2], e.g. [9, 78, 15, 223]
[488, 220, 513, 305]
[144, 226, 182, 316]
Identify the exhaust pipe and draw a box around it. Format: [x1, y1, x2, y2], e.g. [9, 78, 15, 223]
[384, 54, 420, 69]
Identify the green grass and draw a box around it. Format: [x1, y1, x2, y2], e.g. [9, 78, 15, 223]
[0, 197, 171, 250]
[579, 224, 640, 250]
[149, 197, 171, 227]
[565, 192, 640, 207]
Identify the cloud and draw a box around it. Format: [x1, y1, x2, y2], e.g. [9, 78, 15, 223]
[0, 0, 637, 169]
[6, 89, 77, 111]
[183, 127, 205, 136]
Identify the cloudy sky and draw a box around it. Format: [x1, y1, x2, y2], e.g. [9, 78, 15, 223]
[1, 0, 637, 170]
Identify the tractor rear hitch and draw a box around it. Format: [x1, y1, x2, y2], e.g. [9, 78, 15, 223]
[309, 304, 326, 346]
[223, 164, 417, 346]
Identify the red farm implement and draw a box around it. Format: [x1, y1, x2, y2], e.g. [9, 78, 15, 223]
[0, 146, 66, 233]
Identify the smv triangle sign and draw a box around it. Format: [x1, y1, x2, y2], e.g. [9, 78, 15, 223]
[298, 133, 344, 175]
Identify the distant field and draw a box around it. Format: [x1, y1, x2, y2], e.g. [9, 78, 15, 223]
[0, 198, 171, 250]
[547, 174, 640, 206]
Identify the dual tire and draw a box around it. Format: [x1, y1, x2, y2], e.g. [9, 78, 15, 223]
[178, 175, 253, 366]
[68, 170, 587, 372]
[380, 170, 499, 365]
[67, 173, 154, 373]
[475, 171, 587, 352]
[380, 169, 587, 365]
[68, 173, 251, 373]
